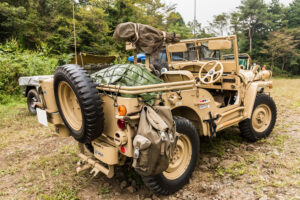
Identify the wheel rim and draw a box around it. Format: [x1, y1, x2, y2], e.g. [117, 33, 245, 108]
[163, 134, 192, 180]
[58, 81, 83, 131]
[251, 104, 271, 132]
[29, 95, 37, 112]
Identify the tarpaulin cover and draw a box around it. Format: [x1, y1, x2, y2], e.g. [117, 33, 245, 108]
[113, 22, 180, 55]
[91, 64, 163, 104]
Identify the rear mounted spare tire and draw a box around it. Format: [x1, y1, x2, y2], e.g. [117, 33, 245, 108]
[54, 64, 104, 143]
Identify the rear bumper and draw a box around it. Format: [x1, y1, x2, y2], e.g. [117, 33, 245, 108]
[77, 153, 114, 178]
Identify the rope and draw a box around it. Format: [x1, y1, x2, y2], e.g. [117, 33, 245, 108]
[133, 23, 140, 44]
[162, 31, 166, 41]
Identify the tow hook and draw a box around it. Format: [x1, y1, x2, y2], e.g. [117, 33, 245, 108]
[76, 153, 114, 178]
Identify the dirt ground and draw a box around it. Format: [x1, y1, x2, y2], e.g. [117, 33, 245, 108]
[0, 78, 299, 200]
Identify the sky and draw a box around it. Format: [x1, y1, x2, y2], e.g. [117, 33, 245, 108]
[164, 0, 294, 27]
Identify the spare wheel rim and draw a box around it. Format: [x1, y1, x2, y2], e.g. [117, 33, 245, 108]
[163, 134, 192, 180]
[58, 81, 83, 131]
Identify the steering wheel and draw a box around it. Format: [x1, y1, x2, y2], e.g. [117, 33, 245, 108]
[198, 61, 224, 84]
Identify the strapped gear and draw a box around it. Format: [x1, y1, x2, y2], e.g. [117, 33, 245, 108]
[132, 106, 179, 176]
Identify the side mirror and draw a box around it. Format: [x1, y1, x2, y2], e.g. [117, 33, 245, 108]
[208, 40, 232, 50]
[167, 43, 187, 52]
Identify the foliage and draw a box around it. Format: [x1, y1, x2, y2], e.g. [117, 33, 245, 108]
[206, 0, 300, 75]
[0, 0, 299, 104]
[261, 30, 299, 71]
[208, 13, 229, 36]
[0, 39, 71, 104]
[287, 0, 300, 28]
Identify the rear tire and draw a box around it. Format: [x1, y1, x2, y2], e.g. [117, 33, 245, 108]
[54, 64, 104, 143]
[27, 89, 39, 115]
[239, 93, 277, 142]
[142, 116, 200, 195]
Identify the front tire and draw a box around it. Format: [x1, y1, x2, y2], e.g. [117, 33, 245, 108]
[142, 116, 200, 195]
[239, 93, 277, 142]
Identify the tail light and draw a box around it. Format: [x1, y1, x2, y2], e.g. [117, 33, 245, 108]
[117, 119, 126, 130]
[120, 145, 126, 154]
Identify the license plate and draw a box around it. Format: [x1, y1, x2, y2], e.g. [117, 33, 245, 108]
[36, 108, 48, 127]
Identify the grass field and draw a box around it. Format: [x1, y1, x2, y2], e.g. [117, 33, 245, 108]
[0, 78, 299, 200]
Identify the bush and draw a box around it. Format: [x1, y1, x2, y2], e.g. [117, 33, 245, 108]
[0, 39, 72, 104]
[272, 66, 291, 77]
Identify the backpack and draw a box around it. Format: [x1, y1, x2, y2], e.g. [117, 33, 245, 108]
[132, 105, 179, 176]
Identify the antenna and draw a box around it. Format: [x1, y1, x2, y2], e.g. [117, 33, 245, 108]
[72, 0, 78, 64]
[194, 0, 196, 38]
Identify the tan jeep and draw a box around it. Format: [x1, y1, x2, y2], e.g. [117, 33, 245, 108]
[33, 24, 276, 195]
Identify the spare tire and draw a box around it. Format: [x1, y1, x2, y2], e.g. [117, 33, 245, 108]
[54, 64, 104, 143]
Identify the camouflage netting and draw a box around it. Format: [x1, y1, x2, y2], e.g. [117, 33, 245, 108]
[91, 64, 163, 104]
[113, 22, 180, 55]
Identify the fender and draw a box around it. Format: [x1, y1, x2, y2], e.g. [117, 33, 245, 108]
[243, 81, 272, 118]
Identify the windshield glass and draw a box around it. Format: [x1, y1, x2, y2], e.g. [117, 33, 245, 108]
[168, 40, 234, 62]
[170, 43, 198, 61]
[199, 43, 220, 61]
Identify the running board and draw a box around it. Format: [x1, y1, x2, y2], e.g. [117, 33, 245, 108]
[216, 116, 244, 131]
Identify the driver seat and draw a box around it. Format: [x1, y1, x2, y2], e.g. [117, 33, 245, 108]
[160, 70, 194, 82]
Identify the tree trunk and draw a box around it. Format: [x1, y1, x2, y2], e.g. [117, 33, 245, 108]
[248, 24, 252, 53]
[281, 58, 285, 71]
[271, 55, 274, 71]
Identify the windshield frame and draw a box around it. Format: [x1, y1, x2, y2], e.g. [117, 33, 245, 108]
[166, 35, 240, 72]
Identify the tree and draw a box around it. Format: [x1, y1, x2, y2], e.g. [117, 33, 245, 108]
[0, 2, 26, 42]
[208, 13, 229, 36]
[238, 0, 268, 53]
[168, 22, 192, 39]
[229, 12, 242, 35]
[187, 20, 213, 38]
[166, 12, 192, 39]
[287, 0, 300, 28]
[166, 12, 185, 27]
[266, 0, 285, 31]
[75, 0, 110, 54]
[261, 30, 299, 71]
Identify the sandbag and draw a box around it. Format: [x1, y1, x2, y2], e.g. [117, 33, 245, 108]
[113, 22, 180, 55]
[132, 105, 178, 176]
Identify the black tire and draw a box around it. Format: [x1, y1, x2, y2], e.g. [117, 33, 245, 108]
[239, 93, 277, 142]
[54, 64, 104, 143]
[27, 89, 39, 115]
[142, 116, 200, 195]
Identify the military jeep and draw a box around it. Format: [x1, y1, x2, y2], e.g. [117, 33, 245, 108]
[31, 23, 276, 195]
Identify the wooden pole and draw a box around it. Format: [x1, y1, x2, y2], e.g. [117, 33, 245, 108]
[194, 0, 196, 38]
[73, 1, 78, 64]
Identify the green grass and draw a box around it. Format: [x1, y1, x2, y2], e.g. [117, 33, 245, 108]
[38, 187, 79, 200]
[216, 162, 247, 179]
[98, 184, 111, 195]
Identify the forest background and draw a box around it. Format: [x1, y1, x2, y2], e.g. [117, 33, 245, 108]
[0, 0, 299, 103]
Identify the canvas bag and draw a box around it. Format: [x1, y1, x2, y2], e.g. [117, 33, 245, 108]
[132, 105, 178, 176]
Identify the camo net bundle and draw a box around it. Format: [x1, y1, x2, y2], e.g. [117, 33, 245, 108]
[113, 22, 180, 55]
[91, 64, 163, 104]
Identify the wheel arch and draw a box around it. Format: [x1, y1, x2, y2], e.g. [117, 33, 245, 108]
[25, 86, 37, 97]
[171, 106, 204, 136]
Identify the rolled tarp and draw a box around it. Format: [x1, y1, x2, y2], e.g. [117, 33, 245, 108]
[113, 22, 180, 55]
